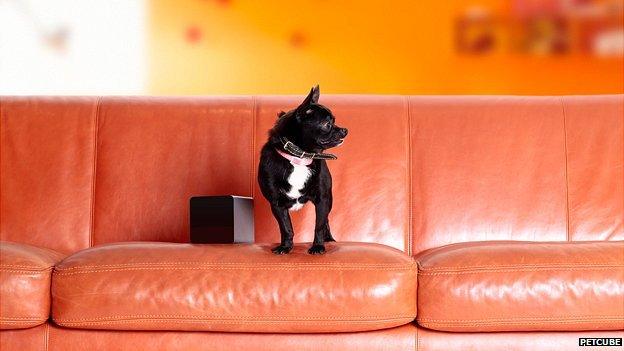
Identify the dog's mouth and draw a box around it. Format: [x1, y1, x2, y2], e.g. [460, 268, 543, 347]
[320, 138, 344, 148]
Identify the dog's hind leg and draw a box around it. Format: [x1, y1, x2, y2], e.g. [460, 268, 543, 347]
[310, 198, 333, 254]
[270, 205, 295, 255]
[323, 228, 336, 242]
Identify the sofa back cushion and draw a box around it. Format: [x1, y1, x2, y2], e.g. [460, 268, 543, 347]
[1, 95, 622, 255]
[90, 97, 254, 246]
[0, 97, 98, 253]
[562, 96, 623, 241]
[409, 96, 570, 253]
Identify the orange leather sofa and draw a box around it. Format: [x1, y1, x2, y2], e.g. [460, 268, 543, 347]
[1, 95, 622, 350]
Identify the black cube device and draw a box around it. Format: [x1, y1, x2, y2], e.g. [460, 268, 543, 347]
[190, 196, 254, 244]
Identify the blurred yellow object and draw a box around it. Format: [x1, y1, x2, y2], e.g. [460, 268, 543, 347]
[148, 0, 623, 95]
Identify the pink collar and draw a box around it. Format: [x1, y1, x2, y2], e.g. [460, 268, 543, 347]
[276, 148, 313, 166]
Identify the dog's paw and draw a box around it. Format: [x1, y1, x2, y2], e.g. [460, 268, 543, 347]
[308, 245, 326, 255]
[324, 235, 336, 242]
[272, 245, 293, 255]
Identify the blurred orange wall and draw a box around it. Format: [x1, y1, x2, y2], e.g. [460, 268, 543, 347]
[148, 0, 624, 95]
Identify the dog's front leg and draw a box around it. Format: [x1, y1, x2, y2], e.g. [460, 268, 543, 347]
[309, 199, 332, 255]
[270, 205, 295, 254]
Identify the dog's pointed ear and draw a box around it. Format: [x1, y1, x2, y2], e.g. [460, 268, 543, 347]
[277, 111, 286, 118]
[295, 85, 320, 118]
[310, 84, 320, 104]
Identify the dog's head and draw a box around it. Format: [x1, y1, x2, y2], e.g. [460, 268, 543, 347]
[271, 85, 348, 152]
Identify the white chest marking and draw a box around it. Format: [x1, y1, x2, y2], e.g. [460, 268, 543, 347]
[285, 164, 312, 211]
[289, 202, 304, 211]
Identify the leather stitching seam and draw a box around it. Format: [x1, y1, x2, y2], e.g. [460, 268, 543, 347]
[251, 95, 257, 198]
[560, 96, 570, 242]
[418, 266, 623, 275]
[55, 262, 416, 270]
[418, 315, 624, 322]
[419, 263, 623, 271]
[0, 269, 54, 274]
[414, 319, 419, 351]
[57, 314, 415, 321]
[54, 266, 418, 276]
[44, 322, 49, 351]
[55, 316, 415, 324]
[89, 96, 101, 248]
[0, 265, 54, 271]
[57, 319, 413, 328]
[418, 320, 624, 327]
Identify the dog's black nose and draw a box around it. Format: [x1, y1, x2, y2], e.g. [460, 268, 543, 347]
[340, 128, 348, 138]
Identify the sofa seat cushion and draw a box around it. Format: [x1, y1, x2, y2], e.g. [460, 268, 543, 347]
[0, 241, 64, 329]
[415, 241, 624, 332]
[52, 242, 417, 333]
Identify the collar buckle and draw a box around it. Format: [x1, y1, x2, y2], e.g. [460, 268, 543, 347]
[279, 137, 337, 161]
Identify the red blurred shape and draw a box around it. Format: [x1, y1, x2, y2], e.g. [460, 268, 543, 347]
[214, 0, 232, 7]
[185, 26, 202, 44]
[289, 31, 308, 48]
[513, 0, 562, 18]
[456, 7, 497, 54]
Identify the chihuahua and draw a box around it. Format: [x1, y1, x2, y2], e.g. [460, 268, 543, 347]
[258, 85, 348, 254]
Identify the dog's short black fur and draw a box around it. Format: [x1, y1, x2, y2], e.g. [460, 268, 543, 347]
[258, 85, 348, 255]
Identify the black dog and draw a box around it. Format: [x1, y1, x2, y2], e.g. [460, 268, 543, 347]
[258, 85, 348, 255]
